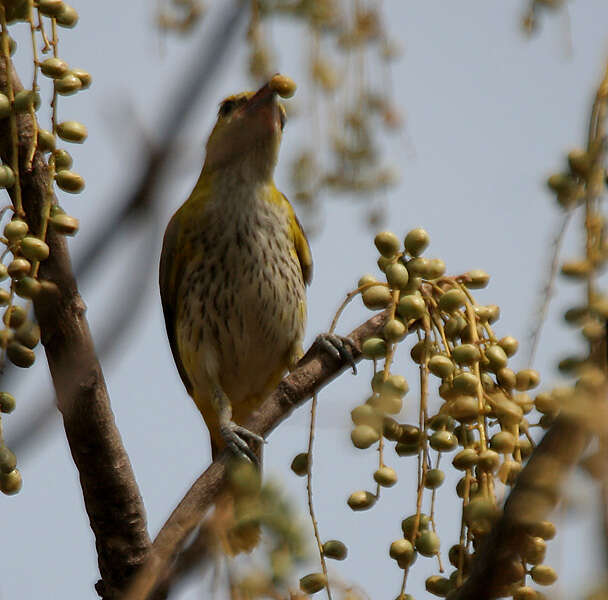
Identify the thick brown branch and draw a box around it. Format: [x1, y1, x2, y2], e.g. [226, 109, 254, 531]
[452, 416, 590, 600]
[124, 310, 390, 600]
[0, 60, 150, 599]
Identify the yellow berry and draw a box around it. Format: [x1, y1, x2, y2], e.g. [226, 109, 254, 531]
[351, 424, 379, 449]
[530, 565, 557, 586]
[269, 74, 296, 98]
[464, 269, 490, 289]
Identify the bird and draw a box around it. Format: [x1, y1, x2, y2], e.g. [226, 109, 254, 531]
[159, 74, 316, 466]
[159, 74, 356, 553]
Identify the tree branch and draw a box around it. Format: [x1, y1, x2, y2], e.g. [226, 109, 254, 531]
[123, 310, 390, 600]
[0, 58, 150, 600]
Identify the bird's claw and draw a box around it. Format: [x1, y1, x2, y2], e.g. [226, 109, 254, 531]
[317, 333, 357, 375]
[220, 421, 265, 465]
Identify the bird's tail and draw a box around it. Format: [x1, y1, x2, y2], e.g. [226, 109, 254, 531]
[212, 446, 264, 556]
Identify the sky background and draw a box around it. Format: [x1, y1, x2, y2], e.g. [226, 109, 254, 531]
[2, 1, 608, 599]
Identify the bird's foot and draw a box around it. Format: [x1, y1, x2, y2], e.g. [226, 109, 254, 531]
[220, 420, 265, 465]
[316, 332, 357, 375]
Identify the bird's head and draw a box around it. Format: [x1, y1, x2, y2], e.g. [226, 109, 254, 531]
[202, 75, 296, 183]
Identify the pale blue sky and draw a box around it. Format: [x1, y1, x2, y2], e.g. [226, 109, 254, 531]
[2, 2, 608, 599]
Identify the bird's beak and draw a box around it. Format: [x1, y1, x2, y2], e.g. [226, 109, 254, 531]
[237, 82, 281, 133]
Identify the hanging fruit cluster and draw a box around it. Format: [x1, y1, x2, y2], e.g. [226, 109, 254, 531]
[246, 0, 403, 233]
[290, 226, 562, 599]
[0, 0, 89, 495]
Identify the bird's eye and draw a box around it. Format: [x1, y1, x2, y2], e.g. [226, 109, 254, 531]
[219, 100, 236, 117]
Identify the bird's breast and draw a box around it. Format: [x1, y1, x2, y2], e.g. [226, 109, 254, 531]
[176, 184, 307, 407]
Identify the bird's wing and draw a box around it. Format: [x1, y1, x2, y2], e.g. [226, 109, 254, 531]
[281, 192, 313, 285]
[159, 207, 194, 396]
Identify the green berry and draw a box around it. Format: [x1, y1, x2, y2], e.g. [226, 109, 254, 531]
[362, 337, 387, 358]
[7, 258, 31, 280]
[55, 73, 82, 95]
[37, 129, 56, 152]
[56, 120, 88, 143]
[452, 448, 478, 470]
[397, 294, 426, 319]
[56, 3, 78, 27]
[452, 344, 481, 365]
[401, 513, 429, 537]
[7, 341, 35, 368]
[428, 354, 455, 379]
[4, 219, 28, 241]
[424, 468, 444, 489]
[383, 318, 406, 342]
[389, 538, 415, 564]
[404, 228, 429, 256]
[438, 288, 466, 312]
[20, 236, 50, 261]
[347, 490, 376, 511]
[0, 392, 16, 413]
[0, 165, 15, 188]
[71, 68, 91, 88]
[386, 262, 409, 289]
[374, 230, 400, 258]
[299, 573, 327, 594]
[0, 446, 16, 473]
[374, 465, 397, 487]
[0, 468, 22, 495]
[322, 540, 347, 560]
[40, 57, 69, 79]
[429, 430, 457, 452]
[55, 169, 85, 193]
[50, 213, 79, 236]
[290, 452, 308, 476]
[415, 530, 440, 557]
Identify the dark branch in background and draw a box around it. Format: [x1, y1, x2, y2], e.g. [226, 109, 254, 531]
[1, 2, 249, 598]
[0, 61, 150, 600]
[451, 416, 590, 600]
[124, 311, 390, 600]
[5, 0, 249, 456]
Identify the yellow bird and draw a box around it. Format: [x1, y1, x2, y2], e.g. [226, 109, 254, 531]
[160, 75, 315, 465]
